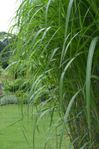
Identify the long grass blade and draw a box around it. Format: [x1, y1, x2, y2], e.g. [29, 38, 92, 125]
[65, 0, 74, 37]
[85, 36, 98, 138]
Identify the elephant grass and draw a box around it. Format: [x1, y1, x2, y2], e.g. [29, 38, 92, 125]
[6, 0, 99, 148]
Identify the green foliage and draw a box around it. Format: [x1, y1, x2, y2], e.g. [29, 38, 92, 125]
[0, 105, 70, 149]
[5, 0, 99, 148]
[0, 95, 18, 105]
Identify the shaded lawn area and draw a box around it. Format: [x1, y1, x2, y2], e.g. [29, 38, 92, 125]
[0, 105, 70, 149]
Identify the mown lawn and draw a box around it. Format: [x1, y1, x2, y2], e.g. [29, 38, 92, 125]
[0, 105, 71, 149]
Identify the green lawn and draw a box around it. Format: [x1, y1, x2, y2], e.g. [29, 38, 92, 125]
[0, 105, 70, 149]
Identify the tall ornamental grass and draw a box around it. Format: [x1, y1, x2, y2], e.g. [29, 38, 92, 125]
[7, 0, 99, 148]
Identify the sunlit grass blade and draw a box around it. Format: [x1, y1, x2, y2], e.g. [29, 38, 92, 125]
[65, 0, 74, 37]
[85, 36, 98, 138]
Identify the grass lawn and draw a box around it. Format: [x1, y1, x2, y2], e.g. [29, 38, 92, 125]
[0, 104, 71, 149]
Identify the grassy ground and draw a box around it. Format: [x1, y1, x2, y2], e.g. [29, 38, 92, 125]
[0, 105, 70, 149]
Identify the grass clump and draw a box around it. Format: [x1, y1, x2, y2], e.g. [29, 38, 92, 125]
[3, 0, 99, 148]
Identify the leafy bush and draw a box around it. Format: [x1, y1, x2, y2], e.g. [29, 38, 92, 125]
[0, 95, 18, 105]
